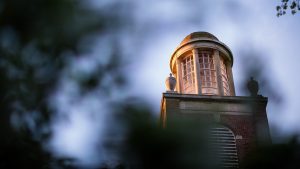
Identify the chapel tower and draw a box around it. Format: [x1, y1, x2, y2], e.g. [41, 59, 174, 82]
[160, 32, 271, 168]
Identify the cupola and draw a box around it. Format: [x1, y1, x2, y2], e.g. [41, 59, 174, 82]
[169, 32, 235, 96]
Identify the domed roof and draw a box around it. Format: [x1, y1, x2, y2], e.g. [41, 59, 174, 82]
[170, 31, 234, 72]
[180, 32, 219, 46]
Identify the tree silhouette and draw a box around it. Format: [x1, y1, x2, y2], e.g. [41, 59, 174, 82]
[277, 0, 300, 16]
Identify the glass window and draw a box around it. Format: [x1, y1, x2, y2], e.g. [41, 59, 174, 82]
[199, 51, 218, 95]
[181, 55, 195, 94]
[220, 57, 230, 96]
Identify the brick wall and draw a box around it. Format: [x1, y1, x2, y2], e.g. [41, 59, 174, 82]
[221, 115, 257, 162]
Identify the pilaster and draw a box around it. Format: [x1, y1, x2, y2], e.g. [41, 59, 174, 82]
[213, 50, 224, 96]
[176, 59, 182, 93]
[192, 49, 201, 94]
[226, 63, 236, 96]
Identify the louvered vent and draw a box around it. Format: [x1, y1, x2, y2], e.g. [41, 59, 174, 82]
[210, 127, 239, 168]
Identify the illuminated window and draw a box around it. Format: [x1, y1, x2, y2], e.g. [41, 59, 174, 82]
[181, 55, 195, 94]
[220, 57, 230, 96]
[199, 51, 218, 95]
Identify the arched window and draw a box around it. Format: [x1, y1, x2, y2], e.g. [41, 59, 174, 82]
[210, 126, 239, 168]
[220, 57, 230, 96]
[181, 55, 195, 94]
[199, 51, 218, 95]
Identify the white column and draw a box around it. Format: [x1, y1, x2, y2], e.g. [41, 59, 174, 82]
[192, 49, 201, 94]
[213, 50, 224, 96]
[226, 63, 236, 96]
[176, 59, 182, 93]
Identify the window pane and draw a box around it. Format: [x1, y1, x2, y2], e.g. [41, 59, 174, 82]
[181, 55, 195, 94]
[199, 51, 218, 95]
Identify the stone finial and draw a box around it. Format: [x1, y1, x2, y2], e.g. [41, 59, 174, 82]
[165, 73, 176, 92]
[247, 77, 259, 96]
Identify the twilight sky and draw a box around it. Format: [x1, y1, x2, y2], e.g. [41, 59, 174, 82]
[49, 0, 300, 167]
[127, 0, 300, 134]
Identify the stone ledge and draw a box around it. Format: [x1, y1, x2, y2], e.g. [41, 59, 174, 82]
[162, 92, 268, 103]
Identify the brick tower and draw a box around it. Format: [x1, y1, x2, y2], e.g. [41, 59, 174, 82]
[161, 32, 271, 168]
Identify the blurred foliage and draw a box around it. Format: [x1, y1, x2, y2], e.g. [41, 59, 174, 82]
[242, 137, 300, 169]
[106, 103, 300, 169]
[276, 0, 300, 16]
[0, 131, 75, 169]
[0, 0, 126, 168]
[106, 101, 216, 169]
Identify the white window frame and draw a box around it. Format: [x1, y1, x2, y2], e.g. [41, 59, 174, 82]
[181, 55, 195, 94]
[199, 51, 218, 95]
